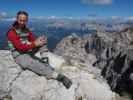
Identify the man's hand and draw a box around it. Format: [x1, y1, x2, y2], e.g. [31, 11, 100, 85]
[41, 35, 47, 44]
[34, 35, 47, 47]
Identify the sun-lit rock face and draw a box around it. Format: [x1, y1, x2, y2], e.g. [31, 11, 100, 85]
[0, 50, 124, 100]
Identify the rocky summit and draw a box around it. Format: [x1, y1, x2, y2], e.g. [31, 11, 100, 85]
[0, 28, 133, 100]
[0, 50, 119, 100]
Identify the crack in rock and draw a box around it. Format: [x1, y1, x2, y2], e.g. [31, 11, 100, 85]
[8, 70, 24, 95]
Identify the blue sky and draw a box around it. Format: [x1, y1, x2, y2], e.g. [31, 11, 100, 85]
[0, 0, 133, 18]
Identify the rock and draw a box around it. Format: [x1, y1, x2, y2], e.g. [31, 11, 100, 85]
[53, 29, 133, 99]
[54, 34, 97, 67]
[35, 51, 66, 71]
[11, 70, 47, 100]
[45, 69, 115, 100]
[0, 50, 22, 98]
[95, 28, 133, 96]
[0, 50, 121, 100]
[82, 28, 133, 96]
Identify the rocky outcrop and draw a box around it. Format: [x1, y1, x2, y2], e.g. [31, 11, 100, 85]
[0, 50, 123, 100]
[0, 50, 22, 99]
[97, 28, 133, 96]
[54, 28, 133, 98]
[89, 28, 133, 96]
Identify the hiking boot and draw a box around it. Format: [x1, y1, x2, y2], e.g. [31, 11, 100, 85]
[3, 95, 12, 100]
[56, 74, 72, 89]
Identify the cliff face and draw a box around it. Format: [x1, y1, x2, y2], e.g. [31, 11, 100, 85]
[90, 28, 133, 96]
[0, 50, 121, 100]
[98, 28, 133, 95]
[54, 28, 133, 97]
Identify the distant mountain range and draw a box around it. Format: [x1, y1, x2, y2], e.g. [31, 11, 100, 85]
[0, 18, 133, 50]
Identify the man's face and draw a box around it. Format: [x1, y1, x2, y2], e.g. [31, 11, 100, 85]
[17, 14, 28, 28]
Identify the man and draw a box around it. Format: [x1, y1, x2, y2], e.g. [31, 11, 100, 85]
[7, 11, 72, 89]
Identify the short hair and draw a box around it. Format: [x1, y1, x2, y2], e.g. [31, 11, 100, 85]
[17, 10, 29, 18]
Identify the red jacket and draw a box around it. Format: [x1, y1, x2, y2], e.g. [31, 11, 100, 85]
[7, 28, 36, 52]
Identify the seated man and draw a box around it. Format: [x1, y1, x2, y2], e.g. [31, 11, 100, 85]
[7, 11, 72, 89]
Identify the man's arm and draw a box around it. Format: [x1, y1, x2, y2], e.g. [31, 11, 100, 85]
[7, 31, 36, 52]
[28, 32, 36, 42]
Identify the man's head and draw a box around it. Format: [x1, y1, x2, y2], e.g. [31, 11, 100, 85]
[16, 11, 29, 28]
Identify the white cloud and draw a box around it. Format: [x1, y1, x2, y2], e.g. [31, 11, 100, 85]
[128, 16, 133, 21]
[110, 16, 123, 20]
[0, 11, 7, 17]
[34, 16, 46, 19]
[0, 11, 7, 20]
[81, 0, 112, 5]
[48, 16, 57, 19]
[111, 16, 119, 19]
[3, 17, 16, 21]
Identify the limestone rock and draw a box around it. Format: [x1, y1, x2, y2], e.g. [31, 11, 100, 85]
[0, 50, 121, 100]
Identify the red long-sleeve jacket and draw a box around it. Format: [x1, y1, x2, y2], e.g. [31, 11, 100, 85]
[7, 29, 36, 52]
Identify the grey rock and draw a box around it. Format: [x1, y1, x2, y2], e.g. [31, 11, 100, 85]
[0, 50, 120, 100]
[54, 28, 133, 98]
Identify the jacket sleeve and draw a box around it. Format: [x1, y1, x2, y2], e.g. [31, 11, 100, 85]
[28, 32, 36, 42]
[7, 30, 36, 52]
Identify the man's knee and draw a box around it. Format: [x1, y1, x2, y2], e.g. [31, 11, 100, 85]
[15, 54, 32, 69]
